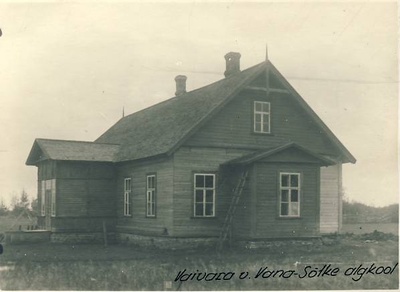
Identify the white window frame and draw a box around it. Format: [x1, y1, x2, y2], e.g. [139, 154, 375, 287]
[41, 181, 45, 216]
[279, 172, 301, 217]
[146, 174, 156, 217]
[41, 179, 56, 216]
[50, 179, 56, 217]
[124, 178, 131, 216]
[254, 101, 271, 133]
[193, 173, 216, 217]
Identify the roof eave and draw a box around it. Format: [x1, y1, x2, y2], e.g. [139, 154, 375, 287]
[223, 142, 337, 167]
[25, 139, 51, 166]
[268, 61, 356, 164]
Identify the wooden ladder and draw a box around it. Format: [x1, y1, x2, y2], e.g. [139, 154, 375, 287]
[216, 170, 249, 252]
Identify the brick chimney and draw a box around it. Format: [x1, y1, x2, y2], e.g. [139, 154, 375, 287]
[175, 75, 187, 96]
[224, 52, 241, 77]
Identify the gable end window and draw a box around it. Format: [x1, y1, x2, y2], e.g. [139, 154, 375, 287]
[146, 174, 156, 217]
[254, 101, 271, 133]
[279, 173, 300, 217]
[124, 178, 131, 216]
[194, 174, 215, 217]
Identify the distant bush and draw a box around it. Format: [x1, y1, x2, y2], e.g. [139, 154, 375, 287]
[343, 200, 399, 223]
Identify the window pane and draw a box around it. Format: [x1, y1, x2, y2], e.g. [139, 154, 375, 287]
[205, 175, 214, 188]
[151, 202, 156, 216]
[195, 175, 204, 188]
[195, 190, 203, 203]
[290, 175, 299, 187]
[205, 190, 213, 203]
[255, 102, 262, 112]
[281, 203, 288, 216]
[205, 203, 213, 216]
[290, 202, 299, 216]
[255, 122, 262, 132]
[281, 190, 289, 202]
[255, 113, 261, 123]
[281, 175, 289, 187]
[263, 120, 269, 132]
[291, 190, 298, 202]
[195, 203, 203, 216]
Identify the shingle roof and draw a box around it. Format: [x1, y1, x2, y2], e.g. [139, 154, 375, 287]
[95, 62, 266, 162]
[26, 139, 120, 165]
[26, 57, 356, 165]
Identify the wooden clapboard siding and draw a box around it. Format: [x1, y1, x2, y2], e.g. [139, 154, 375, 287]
[172, 147, 252, 237]
[184, 90, 339, 158]
[251, 70, 286, 89]
[38, 160, 57, 180]
[57, 179, 89, 216]
[253, 162, 320, 238]
[56, 161, 116, 220]
[231, 165, 253, 239]
[115, 157, 174, 236]
[320, 164, 342, 233]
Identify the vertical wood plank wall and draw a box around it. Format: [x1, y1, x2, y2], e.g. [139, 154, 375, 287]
[320, 164, 342, 234]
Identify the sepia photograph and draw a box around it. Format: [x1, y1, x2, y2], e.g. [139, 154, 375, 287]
[0, 1, 398, 290]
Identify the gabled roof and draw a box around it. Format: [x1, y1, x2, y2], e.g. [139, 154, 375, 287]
[267, 62, 356, 163]
[95, 62, 266, 162]
[26, 138, 120, 165]
[222, 142, 337, 166]
[95, 59, 355, 164]
[27, 56, 356, 165]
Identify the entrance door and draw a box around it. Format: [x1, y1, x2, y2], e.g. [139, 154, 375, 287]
[45, 189, 52, 230]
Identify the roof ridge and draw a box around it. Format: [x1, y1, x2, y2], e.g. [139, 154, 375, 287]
[36, 138, 120, 146]
[119, 61, 266, 120]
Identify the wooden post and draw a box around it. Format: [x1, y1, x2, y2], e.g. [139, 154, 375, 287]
[102, 220, 108, 247]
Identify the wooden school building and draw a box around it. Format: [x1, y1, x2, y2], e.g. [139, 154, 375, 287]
[26, 51, 356, 246]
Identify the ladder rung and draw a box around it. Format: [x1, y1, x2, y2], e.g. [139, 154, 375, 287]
[217, 170, 249, 251]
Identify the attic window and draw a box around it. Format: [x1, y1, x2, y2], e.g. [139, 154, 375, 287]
[254, 101, 271, 133]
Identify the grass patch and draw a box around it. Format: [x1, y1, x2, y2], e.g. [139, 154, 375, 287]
[0, 236, 398, 290]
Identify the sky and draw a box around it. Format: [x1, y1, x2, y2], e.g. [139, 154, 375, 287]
[0, 1, 398, 207]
